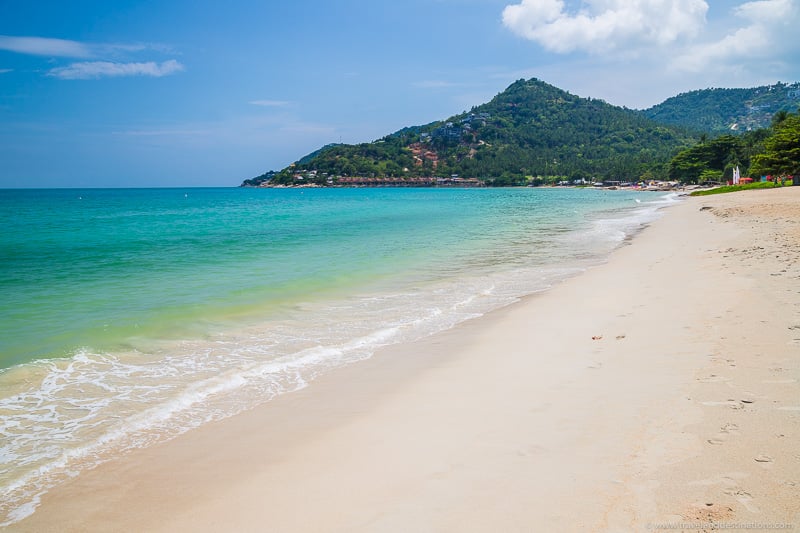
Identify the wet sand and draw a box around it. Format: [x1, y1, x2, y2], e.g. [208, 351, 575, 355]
[13, 187, 800, 532]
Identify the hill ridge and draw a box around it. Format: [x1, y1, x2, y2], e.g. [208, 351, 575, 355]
[242, 78, 797, 187]
[642, 82, 800, 133]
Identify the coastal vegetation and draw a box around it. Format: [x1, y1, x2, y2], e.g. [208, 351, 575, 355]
[242, 79, 800, 188]
[667, 131, 769, 183]
[669, 108, 800, 184]
[750, 112, 800, 178]
[689, 181, 781, 196]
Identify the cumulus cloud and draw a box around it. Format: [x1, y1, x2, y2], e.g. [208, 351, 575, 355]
[499, 0, 799, 98]
[502, 0, 709, 53]
[734, 0, 794, 20]
[671, 0, 800, 72]
[0, 35, 92, 57]
[48, 59, 185, 79]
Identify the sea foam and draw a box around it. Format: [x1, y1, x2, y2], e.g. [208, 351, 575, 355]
[0, 188, 679, 525]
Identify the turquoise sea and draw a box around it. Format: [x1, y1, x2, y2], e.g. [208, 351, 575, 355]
[0, 186, 676, 524]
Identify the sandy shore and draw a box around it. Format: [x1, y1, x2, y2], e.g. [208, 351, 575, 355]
[12, 188, 800, 532]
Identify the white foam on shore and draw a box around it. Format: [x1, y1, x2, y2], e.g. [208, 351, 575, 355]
[571, 192, 680, 250]
[0, 192, 681, 526]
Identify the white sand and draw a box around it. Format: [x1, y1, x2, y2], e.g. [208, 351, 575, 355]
[13, 188, 800, 532]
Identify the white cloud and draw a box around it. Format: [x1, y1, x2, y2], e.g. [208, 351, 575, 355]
[0, 35, 182, 81]
[671, 0, 800, 73]
[100, 42, 177, 55]
[734, 0, 794, 20]
[249, 100, 290, 107]
[0, 35, 93, 57]
[502, 0, 708, 54]
[498, 0, 799, 107]
[47, 60, 185, 79]
[0, 35, 176, 59]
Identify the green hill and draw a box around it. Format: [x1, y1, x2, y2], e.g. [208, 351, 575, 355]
[642, 82, 800, 134]
[244, 78, 700, 187]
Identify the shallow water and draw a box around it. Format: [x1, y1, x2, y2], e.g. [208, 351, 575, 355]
[0, 186, 677, 524]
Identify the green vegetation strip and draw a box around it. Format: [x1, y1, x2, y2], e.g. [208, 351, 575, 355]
[690, 181, 781, 196]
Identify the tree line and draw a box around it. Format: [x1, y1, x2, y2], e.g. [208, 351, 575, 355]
[668, 109, 800, 183]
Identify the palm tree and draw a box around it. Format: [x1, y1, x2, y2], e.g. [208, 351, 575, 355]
[771, 109, 790, 127]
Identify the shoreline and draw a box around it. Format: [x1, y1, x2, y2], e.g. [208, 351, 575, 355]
[11, 188, 800, 532]
[0, 187, 669, 526]
[241, 183, 686, 192]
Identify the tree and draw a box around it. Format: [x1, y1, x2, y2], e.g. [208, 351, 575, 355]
[699, 169, 724, 183]
[751, 114, 800, 177]
[669, 135, 748, 183]
[772, 109, 790, 127]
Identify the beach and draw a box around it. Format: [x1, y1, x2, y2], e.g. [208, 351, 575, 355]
[10, 187, 800, 532]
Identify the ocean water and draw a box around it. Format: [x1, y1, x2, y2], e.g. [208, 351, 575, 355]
[0, 186, 677, 524]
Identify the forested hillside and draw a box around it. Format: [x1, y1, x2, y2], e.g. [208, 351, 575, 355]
[642, 83, 800, 134]
[244, 79, 697, 187]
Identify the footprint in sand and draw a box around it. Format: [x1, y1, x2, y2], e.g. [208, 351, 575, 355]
[701, 400, 745, 410]
[689, 472, 761, 513]
[707, 423, 740, 445]
[697, 374, 730, 383]
[754, 454, 774, 464]
[723, 488, 761, 514]
[720, 423, 739, 434]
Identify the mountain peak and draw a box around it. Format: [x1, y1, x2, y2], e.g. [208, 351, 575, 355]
[242, 78, 798, 188]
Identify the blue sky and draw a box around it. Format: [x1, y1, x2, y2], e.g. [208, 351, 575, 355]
[1, 0, 798, 187]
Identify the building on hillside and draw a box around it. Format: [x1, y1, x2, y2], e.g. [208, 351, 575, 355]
[432, 122, 462, 141]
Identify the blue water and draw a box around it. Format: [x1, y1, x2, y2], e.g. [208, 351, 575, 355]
[0, 186, 676, 524]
